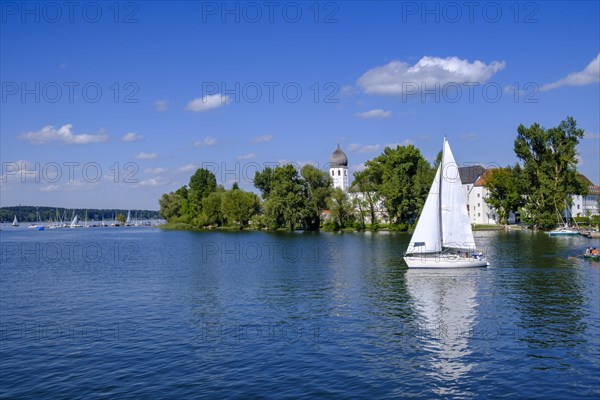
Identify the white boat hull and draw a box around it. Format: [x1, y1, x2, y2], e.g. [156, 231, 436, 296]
[548, 230, 578, 236]
[404, 254, 489, 269]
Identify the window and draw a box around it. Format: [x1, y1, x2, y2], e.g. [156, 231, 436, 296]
[478, 213, 481, 217]
[478, 203, 480, 207]
[477, 193, 480, 197]
[331, 171, 334, 176]
[467, 185, 470, 191]
[577, 204, 580, 209]
[338, 170, 340, 176]
[344, 170, 347, 176]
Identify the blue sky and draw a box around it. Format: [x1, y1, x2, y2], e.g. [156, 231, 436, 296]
[1, 1, 599, 210]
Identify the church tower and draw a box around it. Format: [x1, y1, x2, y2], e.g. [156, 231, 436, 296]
[329, 144, 349, 192]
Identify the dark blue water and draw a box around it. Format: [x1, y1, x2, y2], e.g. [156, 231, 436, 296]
[1, 227, 599, 398]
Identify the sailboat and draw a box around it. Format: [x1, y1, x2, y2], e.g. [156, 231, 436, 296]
[70, 212, 81, 228]
[548, 201, 578, 236]
[28, 208, 45, 230]
[404, 138, 488, 268]
[12, 215, 19, 227]
[125, 210, 132, 226]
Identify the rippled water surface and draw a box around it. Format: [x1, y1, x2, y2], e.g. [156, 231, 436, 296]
[1, 227, 599, 398]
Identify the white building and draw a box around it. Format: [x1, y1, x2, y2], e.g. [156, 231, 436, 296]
[568, 176, 600, 217]
[459, 166, 515, 225]
[329, 144, 349, 191]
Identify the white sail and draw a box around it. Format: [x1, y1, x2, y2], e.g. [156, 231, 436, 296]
[126, 210, 131, 224]
[407, 165, 442, 253]
[12, 215, 18, 226]
[440, 140, 476, 250]
[70, 215, 79, 228]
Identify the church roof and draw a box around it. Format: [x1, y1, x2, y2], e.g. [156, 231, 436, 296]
[330, 144, 348, 167]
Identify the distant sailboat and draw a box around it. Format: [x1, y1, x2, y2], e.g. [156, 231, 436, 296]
[548, 200, 579, 236]
[125, 210, 132, 226]
[404, 138, 488, 268]
[12, 215, 19, 227]
[28, 208, 44, 230]
[70, 213, 80, 228]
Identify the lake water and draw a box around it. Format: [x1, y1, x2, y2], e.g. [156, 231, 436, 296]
[1, 227, 599, 398]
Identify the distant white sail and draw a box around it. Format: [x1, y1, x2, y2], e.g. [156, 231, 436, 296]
[12, 215, 18, 226]
[70, 215, 79, 228]
[126, 210, 131, 224]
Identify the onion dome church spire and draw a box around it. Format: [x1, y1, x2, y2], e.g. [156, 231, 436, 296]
[329, 144, 349, 192]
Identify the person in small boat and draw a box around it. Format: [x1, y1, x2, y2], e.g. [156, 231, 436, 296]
[592, 248, 599, 256]
[585, 247, 592, 255]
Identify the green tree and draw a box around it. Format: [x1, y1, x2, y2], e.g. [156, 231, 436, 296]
[116, 213, 126, 224]
[326, 188, 354, 229]
[188, 168, 217, 207]
[301, 164, 333, 229]
[483, 167, 523, 225]
[514, 116, 587, 229]
[254, 167, 274, 199]
[221, 187, 260, 228]
[352, 169, 381, 226]
[200, 191, 224, 226]
[360, 145, 434, 226]
[260, 164, 311, 231]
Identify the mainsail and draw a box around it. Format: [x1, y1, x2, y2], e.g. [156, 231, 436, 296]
[440, 140, 475, 250]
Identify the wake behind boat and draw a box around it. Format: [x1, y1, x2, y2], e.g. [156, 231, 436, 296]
[404, 138, 489, 268]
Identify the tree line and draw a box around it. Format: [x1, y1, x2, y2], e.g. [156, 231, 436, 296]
[159, 116, 592, 231]
[483, 117, 593, 229]
[159, 145, 438, 231]
[0, 207, 161, 223]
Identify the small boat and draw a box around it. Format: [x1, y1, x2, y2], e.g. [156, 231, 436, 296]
[28, 208, 45, 230]
[549, 227, 579, 236]
[404, 137, 489, 268]
[583, 254, 599, 260]
[548, 201, 579, 236]
[12, 215, 19, 227]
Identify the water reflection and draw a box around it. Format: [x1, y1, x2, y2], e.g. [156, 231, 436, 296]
[405, 269, 482, 397]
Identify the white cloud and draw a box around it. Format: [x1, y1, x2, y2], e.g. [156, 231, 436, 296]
[252, 134, 273, 143]
[136, 152, 158, 160]
[144, 167, 167, 174]
[541, 53, 600, 92]
[185, 94, 229, 112]
[341, 85, 359, 97]
[194, 136, 217, 148]
[122, 132, 143, 142]
[348, 144, 381, 153]
[459, 133, 477, 141]
[179, 163, 199, 172]
[237, 153, 256, 160]
[138, 177, 170, 187]
[355, 109, 392, 119]
[385, 139, 414, 148]
[357, 56, 506, 95]
[18, 124, 108, 145]
[40, 184, 60, 192]
[153, 100, 169, 111]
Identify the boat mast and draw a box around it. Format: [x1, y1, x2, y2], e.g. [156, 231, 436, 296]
[438, 137, 445, 250]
